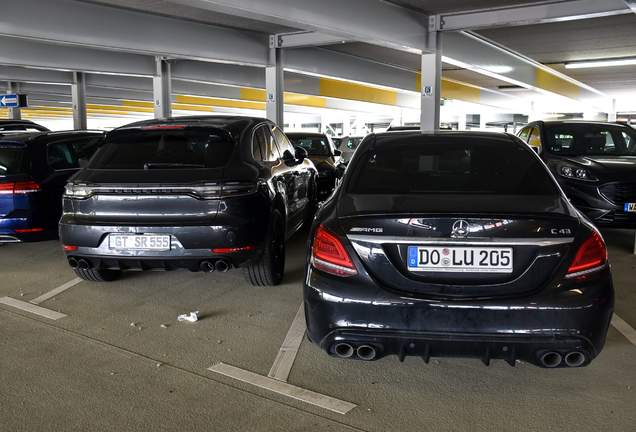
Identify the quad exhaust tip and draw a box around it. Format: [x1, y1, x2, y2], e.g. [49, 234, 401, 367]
[199, 259, 232, 273]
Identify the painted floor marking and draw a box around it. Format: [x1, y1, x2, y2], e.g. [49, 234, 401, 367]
[30, 277, 82, 305]
[0, 297, 67, 320]
[268, 303, 306, 382]
[208, 362, 356, 414]
[611, 314, 636, 347]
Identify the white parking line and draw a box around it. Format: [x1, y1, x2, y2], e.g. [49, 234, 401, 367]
[611, 314, 636, 346]
[268, 303, 306, 382]
[0, 297, 67, 320]
[30, 277, 82, 305]
[209, 362, 356, 414]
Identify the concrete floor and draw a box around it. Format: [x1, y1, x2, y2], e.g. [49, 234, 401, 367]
[1, 227, 635, 431]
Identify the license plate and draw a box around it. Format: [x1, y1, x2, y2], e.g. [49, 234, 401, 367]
[408, 246, 513, 273]
[624, 203, 636, 212]
[108, 234, 171, 251]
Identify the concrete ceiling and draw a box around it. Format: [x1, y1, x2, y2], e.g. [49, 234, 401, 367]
[1, 0, 635, 129]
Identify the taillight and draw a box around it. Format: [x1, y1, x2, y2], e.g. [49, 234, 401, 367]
[565, 230, 609, 281]
[311, 224, 358, 277]
[0, 179, 41, 194]
[62, 245, 78, 251]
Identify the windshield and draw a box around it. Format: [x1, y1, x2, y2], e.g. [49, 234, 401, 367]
[88, 128, 235, 169]
[544, 124, 636, 156]
[349, 139, 559, 195]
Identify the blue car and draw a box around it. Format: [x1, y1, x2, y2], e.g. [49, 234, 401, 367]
[0, 130, 104, 242]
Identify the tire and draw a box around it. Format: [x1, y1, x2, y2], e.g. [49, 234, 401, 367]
[73, 267, 122, 282]
[243, 210, 285, 286]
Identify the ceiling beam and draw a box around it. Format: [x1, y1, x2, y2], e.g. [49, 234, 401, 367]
[169, 0, 431, 53]
[0, 0, 270, 66]
[437, 0, 632, 31]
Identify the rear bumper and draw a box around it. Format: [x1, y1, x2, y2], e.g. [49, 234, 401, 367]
[303, 267, 614, 368]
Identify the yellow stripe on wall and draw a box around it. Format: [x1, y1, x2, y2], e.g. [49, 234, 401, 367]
[284, 94, 327, 108]
[319, 78, 397, 105]
[173, 104, 213, 112]
[177, 95, 264, 110]
[441, 79, 481, 104]
[123, 100, 154, 108]
[535, 68, 580, 100]
[87, 104, 153, 113]
[241, 88, 266, 102]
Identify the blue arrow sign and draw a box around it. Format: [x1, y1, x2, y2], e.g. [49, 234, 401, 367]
[1, 94, 19, 107]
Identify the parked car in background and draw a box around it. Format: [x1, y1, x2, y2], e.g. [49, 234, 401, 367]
[518, 120, 636, 228]
[59, 116, 317, 286]
[0, 119, 50, 132]
[285, 132, 342, 200]
[0, 130, 105, 242]
[336, 135, 365, 162]
[304, 130, 613, 368]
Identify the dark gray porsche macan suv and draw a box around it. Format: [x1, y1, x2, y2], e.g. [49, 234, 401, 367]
[59, 116, 317, 286]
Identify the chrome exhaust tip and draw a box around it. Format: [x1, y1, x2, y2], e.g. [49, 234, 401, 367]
[540, 351, 562, 368]
[357, 345, 377, 360]
[199, 260, 215, 273]
[215, 259, 230, 273]
[78, 259, 91, 270]
[333, 342, 354, 358]
[564, 351, 586, 367]
[68, 257, 79, 269]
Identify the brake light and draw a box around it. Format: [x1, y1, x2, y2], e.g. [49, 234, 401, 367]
[14, 228, 44, 233]
[212, 245, 256, 253]
[62, 245, 78, 251]
[141, 126, 186, 129]
[565, 230, 609, 281]
[311, 224, 358, 277]
[0, 179, 41, 194]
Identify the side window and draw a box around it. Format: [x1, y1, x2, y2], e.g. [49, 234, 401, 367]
[518, 127, 532, 142]
[252, 126, 266, 162]
[253, 125, 280, 162]
[271, 125, 293, 157]
[47, 137, 102, 170]
[48, 142, 76, 170]
[528, 127, 541, 149]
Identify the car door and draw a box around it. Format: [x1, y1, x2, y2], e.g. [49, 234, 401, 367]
[253, 124, 307, 236]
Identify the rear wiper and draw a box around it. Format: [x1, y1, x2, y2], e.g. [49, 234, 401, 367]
[144, 163, 205, 170]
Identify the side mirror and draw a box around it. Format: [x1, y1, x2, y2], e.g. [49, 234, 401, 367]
[335, 162, 348, 179]
[334, 149, 342, 157]
[294, 145, 308, 162]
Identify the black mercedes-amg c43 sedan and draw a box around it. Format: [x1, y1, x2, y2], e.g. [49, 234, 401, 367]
[59, 116, 317, 286]
[303, 130, 614, 368]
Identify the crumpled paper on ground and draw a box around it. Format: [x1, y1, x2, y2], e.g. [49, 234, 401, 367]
[178, 311, 199, 322]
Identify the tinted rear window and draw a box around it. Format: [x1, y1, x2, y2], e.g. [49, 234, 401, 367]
[288, 136, 331, 156]
[0, 143, 30, 175]
[349, 139, 559, 195]
[88, 128, 235, 169]
[544, 124, 636, 156]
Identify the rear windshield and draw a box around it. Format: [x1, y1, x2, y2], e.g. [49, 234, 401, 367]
[88, 128, 235, 169]
[349, 139, 559, 195]
[0, 143, 30, 175]
[288, 136, 331, 156]
[544, 124, 636, 156]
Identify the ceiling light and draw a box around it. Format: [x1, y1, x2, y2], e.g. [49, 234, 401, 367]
[565, 58, 636, 69]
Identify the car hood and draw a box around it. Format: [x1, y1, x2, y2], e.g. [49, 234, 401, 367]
[309, 156, 336, 171]
[560, 155, 636, 177]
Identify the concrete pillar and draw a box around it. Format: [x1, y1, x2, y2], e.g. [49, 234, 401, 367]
[608, 99, 617, 122]
[6, 82, 21, 120]
[420, 17, 442, 132]
[153, 57, 172, 118]
[458, 113, 467, 130]
[71, 72, 87, 130]
[266, 42, 285, 127]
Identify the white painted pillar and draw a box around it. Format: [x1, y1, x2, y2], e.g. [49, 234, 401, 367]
[420, 17, 442, 132]
[71, 72, 87, 130]
[266, 39, 285, 127]
[153, 57, 172, 119]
